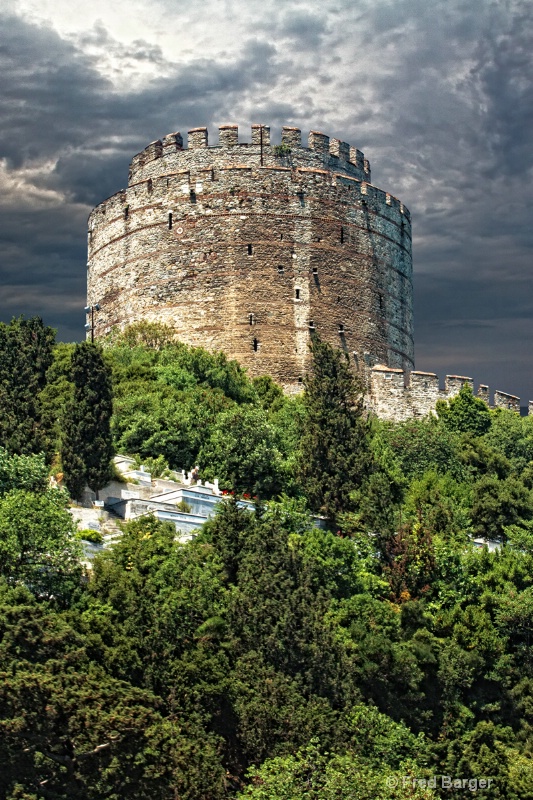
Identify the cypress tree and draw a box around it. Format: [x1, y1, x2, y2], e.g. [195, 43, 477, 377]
[297, 337, 372, 523]
[0, 316, 55, 456]
[61, 342, 114, 500]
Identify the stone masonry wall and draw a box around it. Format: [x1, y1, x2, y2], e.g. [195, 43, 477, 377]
[87, 125, 413, 392]
[369, 364, 522, 421]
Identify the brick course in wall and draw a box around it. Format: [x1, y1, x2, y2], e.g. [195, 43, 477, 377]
[87, 125, 414, 392]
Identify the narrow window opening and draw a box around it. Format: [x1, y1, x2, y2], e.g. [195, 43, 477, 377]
[298, 377, 303, 383]
[278, 265, 284, 275]
[379, 294, 384, 310]
[340, 226, 344, 243]
[295, 288, 300, 300]
[280, 233, 283, 240]
[308, 320, 315, 331]
[338, 323, 344, 334]
[249, 313, 255, 325]
[297, 191, 305, 206]
[190, 190, 197, 204]
[247, 244, 253, 256]
[253, 338, 259, 352]
[168, 212, 173, 230]
[312, 266, 318, 275]
[147, 178, 153, 193]
[124, 205, 129, 220]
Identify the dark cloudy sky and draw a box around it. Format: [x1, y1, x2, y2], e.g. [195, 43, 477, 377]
[2, 0, 533, 402]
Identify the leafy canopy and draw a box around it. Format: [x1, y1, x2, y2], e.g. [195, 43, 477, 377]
[436, 383, 492, 436]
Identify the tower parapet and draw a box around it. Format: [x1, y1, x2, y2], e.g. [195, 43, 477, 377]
[88, 124, 412, 392]
[126, 125, 372, 185]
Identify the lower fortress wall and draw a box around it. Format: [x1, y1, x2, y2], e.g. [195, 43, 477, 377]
[368, 364, 526, 421]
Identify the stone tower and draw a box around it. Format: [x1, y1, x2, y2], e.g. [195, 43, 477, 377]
[87, 124, 413, 392]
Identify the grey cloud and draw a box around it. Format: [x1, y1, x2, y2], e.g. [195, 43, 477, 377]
[0, 12, 281, 208]
[279, 10, 328, 47]
[0, 201, 88, 341]
[75, 22, 167, 66]
[0, 15, 112, 166]
[472, 2, 533, 175]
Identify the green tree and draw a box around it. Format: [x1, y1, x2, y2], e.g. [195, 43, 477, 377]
[198, 406, 285, 496]
[442, 721, 515, 800]
[402, 471, 471, 541]
[341, 427, 405, 540]
[105, 319, 176, 349]
[436, 383, 492, 436]
[61, 342, 114, 499]
[38, 342, 76, 455]
[0, 488, 81, 599]
[252, 375, 285, 412]
[0, 316, 55, 456]
[483, 409, 533, 474]
[155, 341, 255, 403]
[297, 337, 371, 522]
[382, 416, 464, 481]
[0, 583, 226, 800]
[0, 448, 49, 496]
[471, 475, 533, 541]
[238, 735, 436, 800]
[459, 433, 511, 479]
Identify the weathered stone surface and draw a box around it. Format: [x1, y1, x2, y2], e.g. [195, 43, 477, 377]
[87, 124, 414, 392]
[494, 390, 520, 412]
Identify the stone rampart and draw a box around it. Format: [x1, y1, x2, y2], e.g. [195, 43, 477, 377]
[87, 124, 413, 393]
[369, 364, 523, 421]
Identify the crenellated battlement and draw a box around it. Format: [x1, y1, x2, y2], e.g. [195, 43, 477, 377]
[369, 365, 523, 421]
[128, 124, 371, 186]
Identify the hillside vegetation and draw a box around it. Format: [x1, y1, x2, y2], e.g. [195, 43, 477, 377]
[1, 317, 533, 798]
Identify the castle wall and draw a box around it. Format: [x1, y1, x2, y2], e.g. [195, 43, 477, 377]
[369, 365, 522, 421]
[87, 125, 413, 392]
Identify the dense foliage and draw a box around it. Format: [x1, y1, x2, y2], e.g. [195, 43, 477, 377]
[1, 321, 533, 797]
[0, 317, 55, 456]
[61, 342, 114, 499]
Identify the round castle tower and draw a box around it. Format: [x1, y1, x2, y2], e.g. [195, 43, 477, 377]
[87, 124, 413, 391]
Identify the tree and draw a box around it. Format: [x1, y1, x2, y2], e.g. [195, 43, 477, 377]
[252, 375, 285, 412]
[198, 406, 285, 497]
[38, 342, 76, 456]
[297, 337, 371, 522]
[0, 583, 226, 800]
[61, 342, 113, 500]
[0, 448, 49, 496]
[381, 519, 437, 603]
[471, 474, 533, 541]
[381, 417, 464, 481]
[483, 409, 533, 474]
[0, 316, 55, 456]
[0, 488, 82, 599]
[106, 319, 176, 349]
[436, 384, 491, 437]
[238, 732, 437, 800]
